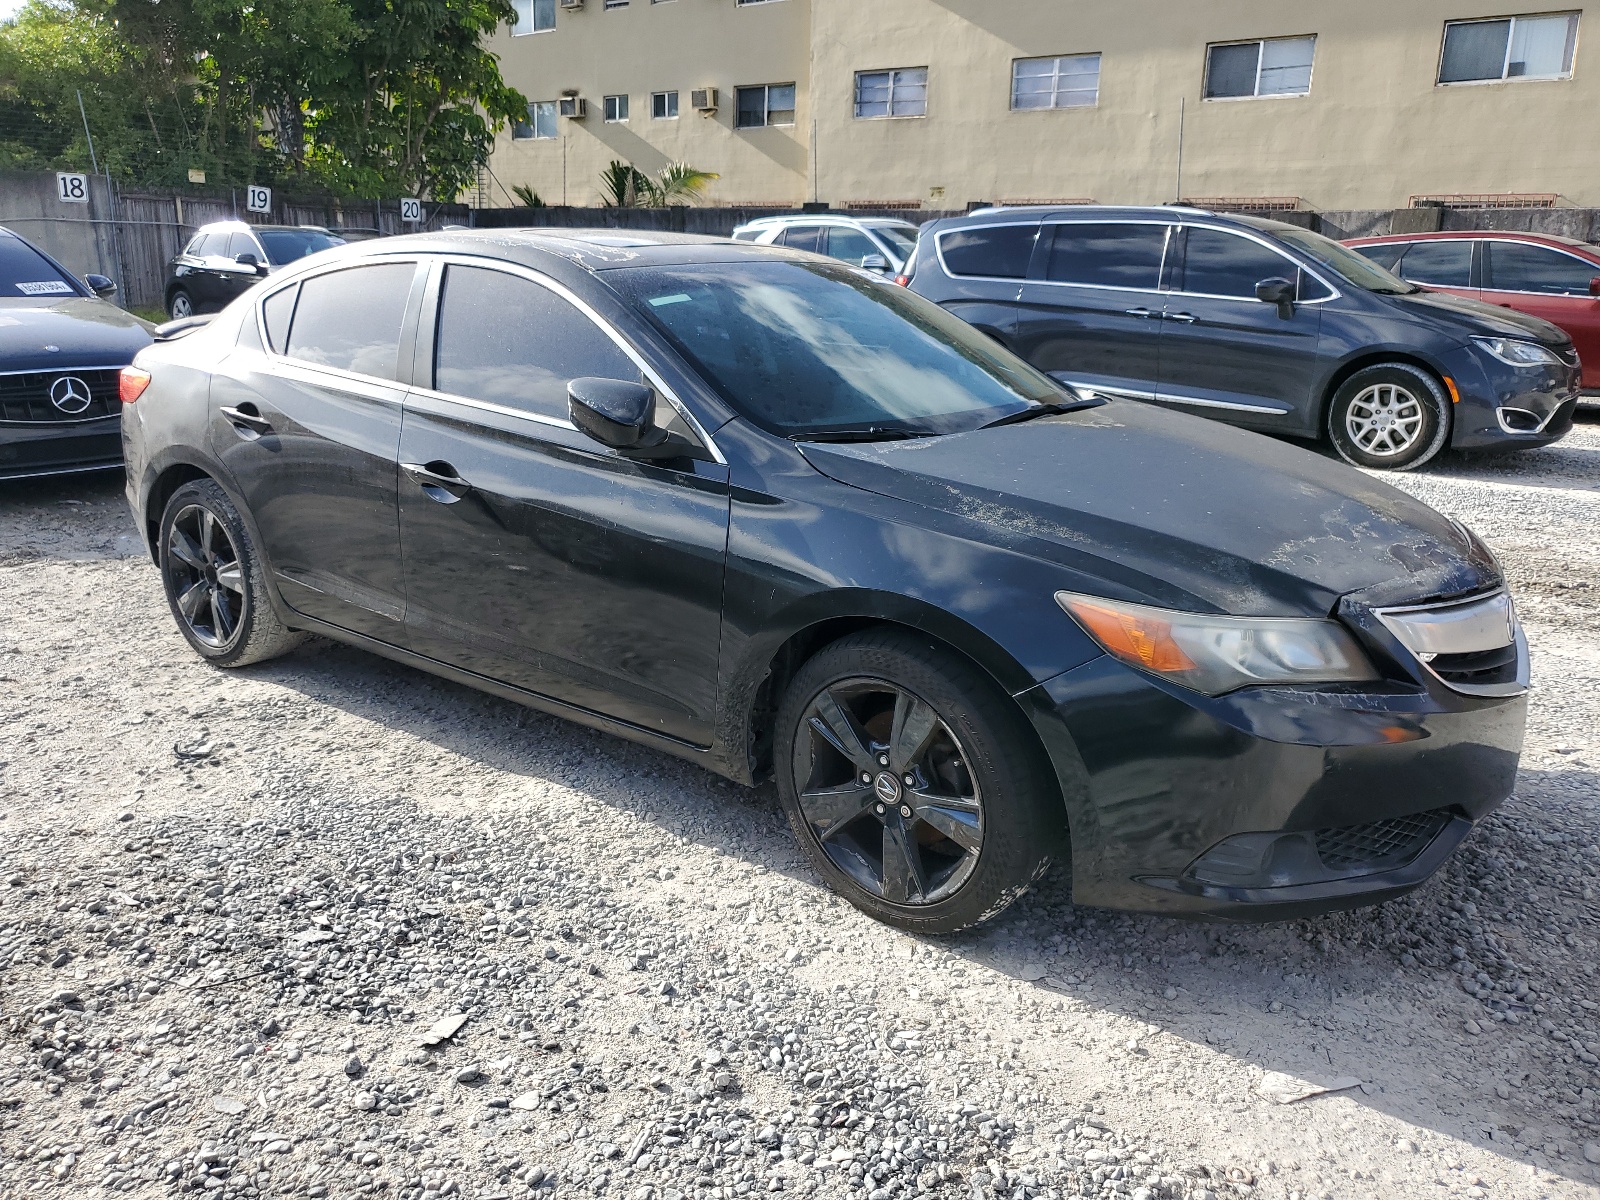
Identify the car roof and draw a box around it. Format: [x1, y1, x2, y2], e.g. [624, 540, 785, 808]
[193, 220, 334, 234]
[1345, 229, 1599, 253]
[925, 204, 1240, 231]
[271, 227, 809, 276]
[736, 214, 918, 229]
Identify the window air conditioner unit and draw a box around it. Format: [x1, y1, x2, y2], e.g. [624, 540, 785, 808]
[558, 0, 583, 9]
[559, 96, 588, 119]
[691, 88, 719, 113]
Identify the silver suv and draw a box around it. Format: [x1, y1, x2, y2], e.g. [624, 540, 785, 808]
[729, 215, 920, 275]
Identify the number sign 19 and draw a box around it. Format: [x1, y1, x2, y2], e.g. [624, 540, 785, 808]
[56, 173, 90, 204]
[246, 185, 272, 214]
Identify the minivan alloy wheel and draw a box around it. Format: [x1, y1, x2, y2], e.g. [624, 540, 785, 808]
[1345, 383, 1425, 458]
[164, 504, 244, 648]
[792, 678, 984, 905]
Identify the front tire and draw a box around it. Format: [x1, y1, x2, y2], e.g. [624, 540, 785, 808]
[158, 479, 306, 667]
[1327, 363, 1451, 470]
[775, 630, 1061, 933]
[167, 288, 194, 319]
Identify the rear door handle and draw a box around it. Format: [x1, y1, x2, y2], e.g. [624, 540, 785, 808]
[402, 461, 472, 503]
[1166, 312, 1198, 323]
[219, 404, 273, 436]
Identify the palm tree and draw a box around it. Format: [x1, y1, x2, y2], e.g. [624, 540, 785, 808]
[650, 163, 721, 206]
[510, 184, 545, 208]
[599, 160, 653, 207]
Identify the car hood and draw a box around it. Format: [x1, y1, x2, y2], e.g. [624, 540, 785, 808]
[798, 401, 1501, 618]
[0, 297, 154, 371]
[1385, 287, 1570, 345]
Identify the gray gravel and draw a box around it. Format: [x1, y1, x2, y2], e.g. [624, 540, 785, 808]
[1, 418, 1598, 1200]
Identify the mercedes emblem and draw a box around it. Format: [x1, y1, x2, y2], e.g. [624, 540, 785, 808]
[48, 375, 93, 415]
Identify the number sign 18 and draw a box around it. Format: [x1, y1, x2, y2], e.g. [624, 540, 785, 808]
[56, 173, 90, 204]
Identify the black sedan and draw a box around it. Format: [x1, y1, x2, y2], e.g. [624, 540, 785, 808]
[0, 226, 152, 481]
[120, 230, 1527, 931]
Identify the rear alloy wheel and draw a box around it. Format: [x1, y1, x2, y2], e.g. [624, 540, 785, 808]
[775, 630, 1060, 933]
[1327, 363, 1450, 470]
[158, 479, 306, 666]
[167, 288, 194, 319]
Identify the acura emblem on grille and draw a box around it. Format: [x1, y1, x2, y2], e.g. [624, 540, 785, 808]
[49, 375, 92, 414]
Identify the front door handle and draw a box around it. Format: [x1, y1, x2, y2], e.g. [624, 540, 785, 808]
[1166, 312, 1198, 323]
[402, 461, 472, 503]
[219, 404, 273, 436]
[1124, 307, 1156, 319]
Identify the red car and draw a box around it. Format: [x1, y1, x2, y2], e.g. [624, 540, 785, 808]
[1346, 230, 1600, 392]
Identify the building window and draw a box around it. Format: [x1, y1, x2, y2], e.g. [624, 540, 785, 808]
[1204, 36, 1316, 98]
[604, 0, 627, 7]
[735, 0, 785, 5]
[511, 0, 555, 35]
[854, 67, 928, 118]
[603, 94, 630, 122]
[736, 83, 796, 128]
[1439, 13, 1578, 83]
[513, 100, 559, 140]
[1011, 54, 1101, 109]
[652, 91, 679, 119]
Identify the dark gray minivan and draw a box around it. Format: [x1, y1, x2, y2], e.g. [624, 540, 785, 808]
[905, 206, 1581, 469]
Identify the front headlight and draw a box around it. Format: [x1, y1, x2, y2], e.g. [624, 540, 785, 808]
[1471, 336, 1562, 368]
[1056, 592, 1380, 696]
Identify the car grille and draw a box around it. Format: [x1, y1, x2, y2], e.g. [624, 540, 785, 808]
[1314, 808, 1451, 872]
[1372, 589, 1525, 698]
[1428, 641, 1521, 690]
[0, 368, 123, 424]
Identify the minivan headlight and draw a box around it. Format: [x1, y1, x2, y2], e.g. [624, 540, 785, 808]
[1056, 592, 1380, 696]
[1471, 336, 1562, 368]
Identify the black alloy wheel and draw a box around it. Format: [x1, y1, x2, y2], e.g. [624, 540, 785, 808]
[793, 679, 983, 906]
[776, 630, 1061, 932]
[158, 479, 306, 666]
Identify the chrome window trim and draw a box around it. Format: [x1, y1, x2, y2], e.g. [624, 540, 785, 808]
[1170, 223, 1341, 304]
[405, 383, 576, 433]
[932, 220, 1043, 283]
[421, 254, 727, 465]
[251, 254, 422, 395]
[1476, 237, 1600, 296]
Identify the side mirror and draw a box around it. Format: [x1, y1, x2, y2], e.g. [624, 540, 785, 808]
[235, 252, 265, 274]
[859, 254, 889, 273]
[1589, 276, 1600, 297]
[84, 273, 116, 299]
[569, 377, 668, 451]
[1255, 276, 1296, 319]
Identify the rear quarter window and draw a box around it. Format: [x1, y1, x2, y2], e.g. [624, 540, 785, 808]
[938, 224, 1039, 279]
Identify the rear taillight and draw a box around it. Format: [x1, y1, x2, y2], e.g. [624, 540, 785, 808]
[119, 367, 151, 403]
[893, 274, 911, 287]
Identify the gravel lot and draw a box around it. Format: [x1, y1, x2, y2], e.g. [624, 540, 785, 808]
[1, 419, 1598, 1200]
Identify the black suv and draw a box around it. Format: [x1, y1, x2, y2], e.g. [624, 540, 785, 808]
[165, 221, 345, 318]
[905, 207, 1580, 469]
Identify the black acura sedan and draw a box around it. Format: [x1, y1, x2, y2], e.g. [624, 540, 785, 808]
[0, 226, 152, 481]
[121, 230, 1527, 931]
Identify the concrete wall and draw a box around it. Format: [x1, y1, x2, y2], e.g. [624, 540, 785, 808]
[0, 170, 121, 286]
[486, 0, 812, 208]
[489, 0, 1600, 212]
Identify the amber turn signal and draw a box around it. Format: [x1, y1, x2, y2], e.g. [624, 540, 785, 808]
[1060, 597, 1197, 673]
[119, 367, 151, 403]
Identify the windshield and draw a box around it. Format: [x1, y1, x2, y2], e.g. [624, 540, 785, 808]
[608, 260, 1064, 438]
[1273, 227, 1418, 295]
[873, 225, 920, 259]
[257, 229, 346, 265]
[0, 235, 79, 299]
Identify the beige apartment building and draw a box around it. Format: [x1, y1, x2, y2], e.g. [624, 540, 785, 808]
[485, 0, 1598, 212]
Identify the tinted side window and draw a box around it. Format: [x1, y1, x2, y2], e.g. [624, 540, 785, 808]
[226, 232, 259, 260]
[262, 285, 297, 352]
[1047, 223, 1169, 289]
[779, 226, 824, 253]
[1179, 228, 1296, 298]
[939, 225, 1037, 279]
[1487, 242, 1600, 295]
[285, 263, 415, 379]
[434, 265, 646, 424]
[826, 227, 882, 266]
[1395, 241, 1472, 287]
[1352, 242, 1409, 271]
[190, 233, 219, 257]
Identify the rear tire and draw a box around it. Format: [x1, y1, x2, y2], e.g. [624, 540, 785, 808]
[774, 629, 1061, 933]
[158, 479, 306, 667]
[167, 289, 194, 319]
[1327, 363, 1450, 471]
